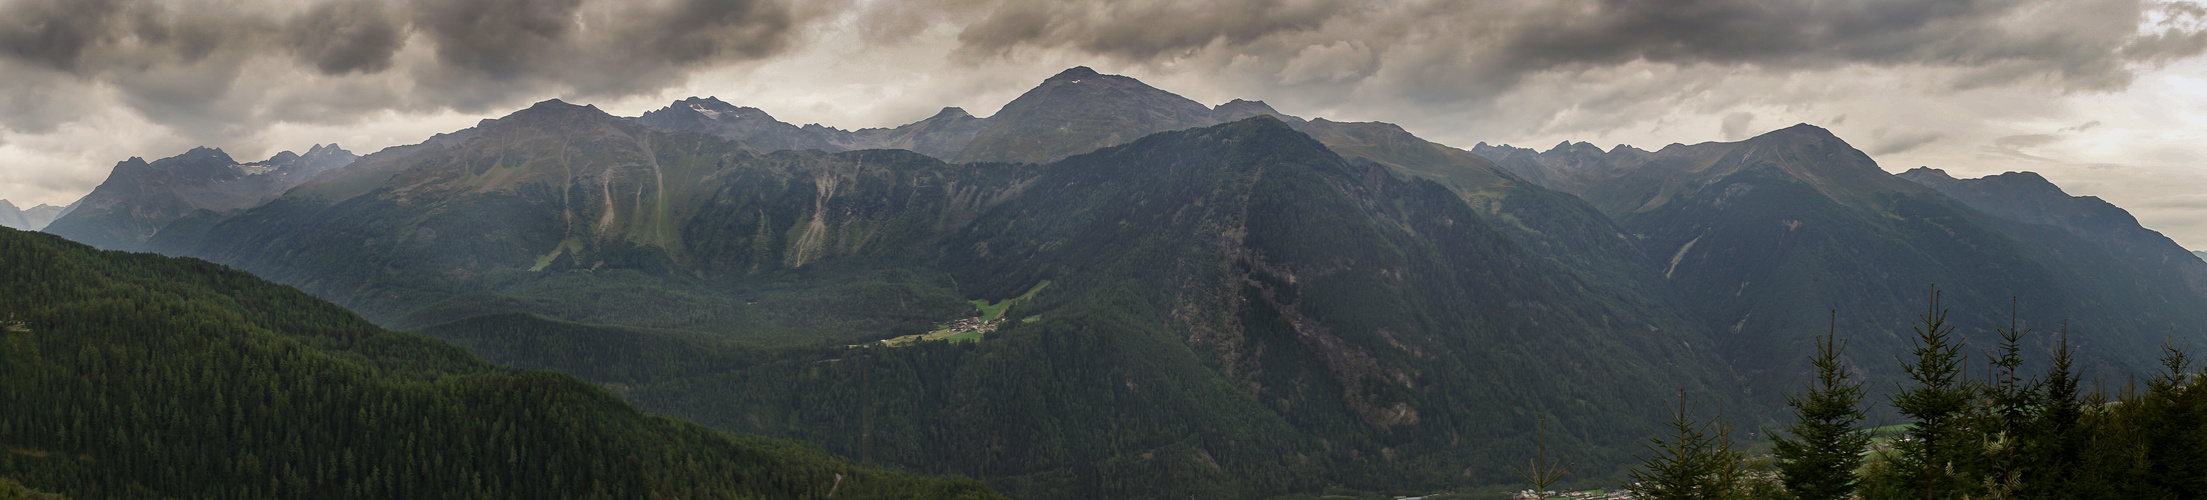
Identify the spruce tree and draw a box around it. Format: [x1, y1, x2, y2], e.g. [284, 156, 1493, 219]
[1888, 287, 1977, 499]
[1978, 300, 2041, 497]
[1625, 391, 1745, 500]
[2022, 323, 2084, 499]
[2140, 344, 2206, 497]
[1513, 418, 1575, 496]
[1773, 312, 1869, 500]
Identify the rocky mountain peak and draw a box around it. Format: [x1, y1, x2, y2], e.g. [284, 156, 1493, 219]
[927, 107, 973, 120]
[1047, 66, 1104, 82]
[176, 147, 235, 164]
[955, 66, 1219, 163]
[1900, 166, 1958, 183]
[1747, 123, 1846, 146]
[303, 143, 349, 157]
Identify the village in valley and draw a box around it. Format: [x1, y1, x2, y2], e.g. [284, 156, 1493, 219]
[872, 281, 1049, 347]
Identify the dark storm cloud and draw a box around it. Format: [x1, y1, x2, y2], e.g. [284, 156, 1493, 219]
[289, 0, 407, 75]
[955, 0, 1351, 61]
[945, 0, 2207, 101]
[0, 0, 131, 72]
[410, 0, 585, 79]
[0, 0, 805, 139]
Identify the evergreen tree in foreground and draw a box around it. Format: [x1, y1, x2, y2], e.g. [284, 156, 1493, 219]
[1773, 312, 1870, 500]
[1513, 418, 1576, 495]
[2020, 323, 2084, 499]
[2138, 343, 2207, 496]
[1626, 391, 1746, 500]
[1976, 300, 2042, 498]
[1888, 287, 1979, 499]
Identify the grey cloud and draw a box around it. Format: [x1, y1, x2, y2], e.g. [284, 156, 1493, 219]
[935, 0, 2207, 105]
[2140, 194, 2207, 208]
[289, 0, 406, 75]
[955, 0, 1351, 61]
[2061, 120, 2105, 133]
[0, 0, 131, 72]
[1870, 129, 1947, 155]
[410, 0, 584, 79]
[0, 0, 807, 144]
[1997, 134, 2063, 148]
[1719, 112, 1755, 141]
[1983, 133, 2064, 160]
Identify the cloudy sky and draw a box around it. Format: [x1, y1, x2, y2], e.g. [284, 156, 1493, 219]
[3, 0, 2206, 248]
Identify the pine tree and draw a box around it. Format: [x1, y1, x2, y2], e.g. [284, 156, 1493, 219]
[1513, 418, 1575, 496]
[1888, 287, 1978, 500]
[1977, 300, 2041, 498]
[1773, 311, 1870, 500]
[2020, 323, 2084, 499]
[2140, 343, 2207, 496]
[1625, 391, 1745, 500]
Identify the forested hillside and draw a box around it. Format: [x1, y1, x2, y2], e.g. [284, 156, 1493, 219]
[0, 227, 997, 499]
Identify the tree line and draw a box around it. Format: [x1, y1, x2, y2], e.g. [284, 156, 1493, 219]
[1613, 287, 2207, 499]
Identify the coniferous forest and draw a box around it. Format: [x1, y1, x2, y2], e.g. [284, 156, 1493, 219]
[1618, 290, 2207, 500]
[0, 226, 998, 499]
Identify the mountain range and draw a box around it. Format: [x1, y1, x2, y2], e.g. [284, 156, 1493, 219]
[19, 67, 2207, 498]
[0, 200, 69, 231]
[42, 144, 356, 251]
[1472, 133, 2207, 399]
[140, 96, 1735, 496]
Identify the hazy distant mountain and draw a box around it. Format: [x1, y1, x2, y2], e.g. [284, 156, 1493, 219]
[633, 97, 989, 160]
[155, 98, 1738, 497]
[0, 200, 67, 230]
[2196, 250, 2206, 262]
[1897, 167, 2207, 299]
[1479, 126, 2207, 401]
[43, 144, 356, 251]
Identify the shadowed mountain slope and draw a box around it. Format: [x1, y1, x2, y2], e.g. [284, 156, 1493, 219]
[156, 100, 1007, 343]
[1479, 126, 2207, 405]
[149, 98, 1741, 497]
[43, 144, 355, 251]
[640, 68, 1672, 302]
[0, 226, 999, 499]
[1897, 167, 2207, 299]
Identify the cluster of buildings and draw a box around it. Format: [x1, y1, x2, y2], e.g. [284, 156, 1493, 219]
[1513, 489, 1633, 500]
[941, 316, 1005, 335]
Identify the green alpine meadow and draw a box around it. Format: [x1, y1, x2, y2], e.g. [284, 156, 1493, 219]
[5, 2, 2207, 498]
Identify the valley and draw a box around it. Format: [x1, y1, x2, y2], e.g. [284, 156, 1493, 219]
[11, 66, 2207, 499]
[878, 281, 1050, 347]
